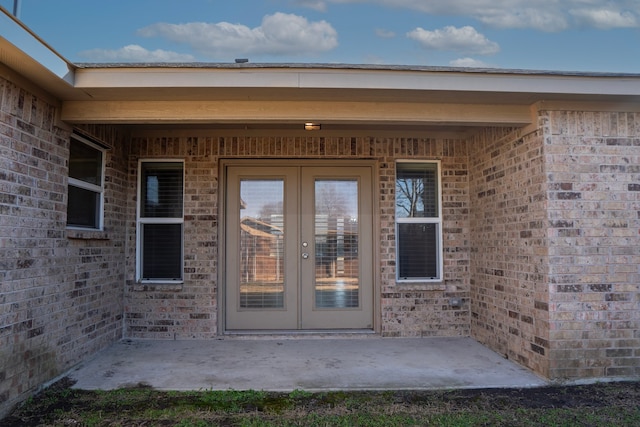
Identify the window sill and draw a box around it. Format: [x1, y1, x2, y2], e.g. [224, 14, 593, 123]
[132, 282, 184, 292]
[66, 229, 110, 240]
[395, 281, 446, 291]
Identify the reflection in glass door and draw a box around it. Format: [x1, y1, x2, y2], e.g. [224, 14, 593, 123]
[226, 167, 299, 330]
[239, 180, 285, 309]
[313, 180, 360, 309]
[225, 164, 373, 331]
[300, 167, 373, 330]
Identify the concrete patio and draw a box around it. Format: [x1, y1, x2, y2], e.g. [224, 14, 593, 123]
[68, 337, 547, 391]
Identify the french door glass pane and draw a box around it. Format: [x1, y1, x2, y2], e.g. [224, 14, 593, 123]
[239, 180, 285, 309]
[142, 223, 182, 280]
[314, 180, 359, 309]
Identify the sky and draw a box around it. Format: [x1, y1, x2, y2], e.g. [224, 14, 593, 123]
[1, 0, 639, 73]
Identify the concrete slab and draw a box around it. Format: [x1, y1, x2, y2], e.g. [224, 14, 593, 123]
[69, 337, 547, 392]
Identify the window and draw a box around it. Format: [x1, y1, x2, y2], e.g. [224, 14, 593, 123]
[395, 161, 442, 281]
[137, 161, 184, 282]
[67, 135, 105, 229]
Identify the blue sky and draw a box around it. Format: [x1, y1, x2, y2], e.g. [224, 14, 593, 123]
[2, 0, 639, 72]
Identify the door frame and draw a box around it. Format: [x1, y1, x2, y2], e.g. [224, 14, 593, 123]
[218, 158, 381, 334]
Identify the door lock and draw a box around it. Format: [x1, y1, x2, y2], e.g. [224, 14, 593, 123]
[302, 253, 309, 259]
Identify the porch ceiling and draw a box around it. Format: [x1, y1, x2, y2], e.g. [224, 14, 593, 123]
[59, 66, 640, 129]
[61, 69, 640, 133]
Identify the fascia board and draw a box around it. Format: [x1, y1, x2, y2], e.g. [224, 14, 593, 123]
[73, 67, 300, 89]
[72, 66, 640, 99]
[298, 71, 640, 97]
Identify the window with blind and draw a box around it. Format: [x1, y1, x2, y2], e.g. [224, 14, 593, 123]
[137, 161, 184, 282]
[67, 135, 105, 229]
[395, 161, 442, 281]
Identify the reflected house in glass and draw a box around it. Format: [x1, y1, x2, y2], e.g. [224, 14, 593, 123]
[239, 216, 285, 309]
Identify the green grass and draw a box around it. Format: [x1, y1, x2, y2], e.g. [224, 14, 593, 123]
[3, 379, 640, 426]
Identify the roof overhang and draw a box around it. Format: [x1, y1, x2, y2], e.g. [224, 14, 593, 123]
[0, 6, 76, 99]
[2, 7, 640, 135]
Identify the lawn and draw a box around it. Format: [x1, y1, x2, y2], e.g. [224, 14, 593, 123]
[3, 378, 640, 426]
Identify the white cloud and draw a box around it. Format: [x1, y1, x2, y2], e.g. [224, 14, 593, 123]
[293, 0, 328, 12]
[570, 8, 638, 29]
[375, 28, 396, 38]
[476, 8, 568, 32]
[326, 0, 640, 31]
[78, 44, 196, 62]
[449, 57, 496, 68]
[407, 26, 500, 55]
[138, 13, 338, 58]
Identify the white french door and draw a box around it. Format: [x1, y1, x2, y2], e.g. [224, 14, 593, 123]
[224, 162, 374, 331]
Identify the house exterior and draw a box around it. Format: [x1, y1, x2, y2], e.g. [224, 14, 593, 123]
[1, 8, 639, 417]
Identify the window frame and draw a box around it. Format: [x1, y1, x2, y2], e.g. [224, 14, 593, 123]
[136, 159, 185, 283]
[66, 134, 106, 231]
[395, 160, 443, 283]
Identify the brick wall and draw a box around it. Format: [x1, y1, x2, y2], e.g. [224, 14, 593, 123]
[125, 137, 218, 338]
[0, 74, 127, 417]
[381, 139, 470, 337]
[468, 126, 551, 377]
[124, 134, 470, 338]
[469, 109, 640, 381]
[543, 108, 640, 379]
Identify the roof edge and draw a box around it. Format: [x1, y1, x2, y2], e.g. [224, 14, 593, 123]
[0, 6, 74, 80]
[73, 62, 640, 78]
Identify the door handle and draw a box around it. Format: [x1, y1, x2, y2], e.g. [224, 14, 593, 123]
[302, 253, 309, 259]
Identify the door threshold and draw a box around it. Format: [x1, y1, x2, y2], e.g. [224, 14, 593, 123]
[222, 329, 378, 339]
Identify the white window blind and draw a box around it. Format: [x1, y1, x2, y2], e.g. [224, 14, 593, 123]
[395, 162, 442, 281]
[138, 161, 184, 282]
